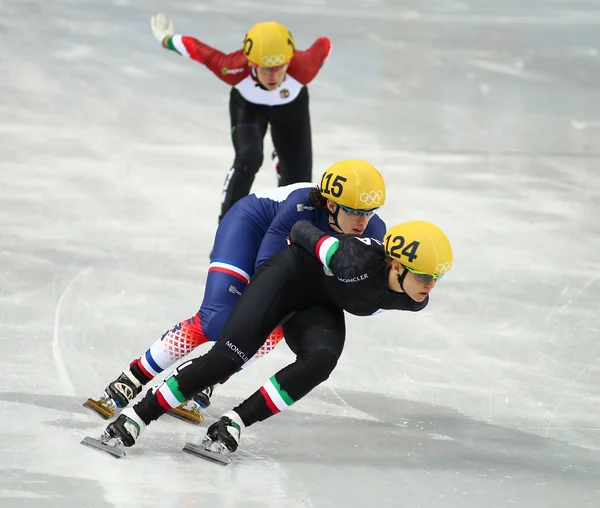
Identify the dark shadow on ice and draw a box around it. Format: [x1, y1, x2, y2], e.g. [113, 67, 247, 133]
[205, 389, 600, 486]
[3, 389, 600, 490]
[0, 392, 86, 415]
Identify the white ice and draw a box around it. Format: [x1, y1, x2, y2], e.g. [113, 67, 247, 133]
[2, 0, 600, 507]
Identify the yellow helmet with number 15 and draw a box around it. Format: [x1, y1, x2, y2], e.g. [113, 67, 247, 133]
[384, 221, 453, 276]
[319, 160, 386, 211]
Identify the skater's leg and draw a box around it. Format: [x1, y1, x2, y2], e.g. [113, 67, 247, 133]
[88, 206, 264, 416]
[125, 260, 301, 429]
[240, 326, 285, 370]
[202, 305, 345, 453]
[220, 88, 269, 221]
[234, 305, 345, 425]
[270, 87, 312, 187]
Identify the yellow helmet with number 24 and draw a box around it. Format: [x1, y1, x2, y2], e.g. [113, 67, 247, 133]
[243, 21, 295, 67]
[384, 221, 453, 276]
[320, 160, 386, 211]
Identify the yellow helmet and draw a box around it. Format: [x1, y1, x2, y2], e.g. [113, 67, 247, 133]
[243, 21, 295, 67]
[320, 160, 386, 211]
[384, 221, 453, 276]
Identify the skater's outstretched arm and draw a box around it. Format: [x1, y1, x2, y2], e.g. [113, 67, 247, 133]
[150, 13, 248, 86]
[286, 37, 332, 85]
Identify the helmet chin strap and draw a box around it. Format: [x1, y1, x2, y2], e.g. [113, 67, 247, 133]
[250, 67, 263, 86]
[328, 204, 343, 233]
[397, 267, 408, 292]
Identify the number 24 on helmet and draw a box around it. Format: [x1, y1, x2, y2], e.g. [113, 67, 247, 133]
[384, 221, 453, 283]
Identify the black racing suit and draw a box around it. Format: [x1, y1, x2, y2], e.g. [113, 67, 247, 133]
[220, 87, 312, 221]
[133, 221, 427, 427]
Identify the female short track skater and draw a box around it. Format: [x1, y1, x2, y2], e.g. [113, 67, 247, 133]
[84, 160, 386, 423]
[150, 13, 331, 221]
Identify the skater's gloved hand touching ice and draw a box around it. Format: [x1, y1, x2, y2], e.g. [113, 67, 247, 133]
[151, 13, 175, 45]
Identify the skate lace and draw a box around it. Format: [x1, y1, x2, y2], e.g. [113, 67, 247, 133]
[114, 382, 135, 401]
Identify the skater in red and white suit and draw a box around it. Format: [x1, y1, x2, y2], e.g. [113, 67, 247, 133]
[150, 13, 332, 221]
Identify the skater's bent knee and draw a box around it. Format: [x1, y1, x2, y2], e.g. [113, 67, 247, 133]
[234, 151, 263, 174]
[298, 349, 339, 384]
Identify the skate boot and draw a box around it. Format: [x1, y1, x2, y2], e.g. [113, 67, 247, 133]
[168, 385, 214, 425]
[182, 411, 244, 465]
[206, 410, 244, 453]
[83, 369, 142, 420]
[104, 410, 146, 447]
[80, 409, 146, 458]
[195, 384, 214, 409]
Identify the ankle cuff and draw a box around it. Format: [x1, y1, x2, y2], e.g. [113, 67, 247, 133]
[124, 368, 143, 388]
[224, 410, 245, 431]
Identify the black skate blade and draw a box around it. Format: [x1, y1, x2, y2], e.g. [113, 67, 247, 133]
[80, 436, 126, 459]
[182, 442, 231, 466]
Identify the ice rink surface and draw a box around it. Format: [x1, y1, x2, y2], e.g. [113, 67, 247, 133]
[2, 0, 600, 506]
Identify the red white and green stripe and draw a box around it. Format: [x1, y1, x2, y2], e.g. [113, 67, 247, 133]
[260, 375, 295, 414]
[315, 235, 339, 270]
[163, 34, 190, 58]
[156, 376, 187, 411]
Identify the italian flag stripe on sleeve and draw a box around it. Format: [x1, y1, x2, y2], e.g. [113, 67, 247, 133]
[315, 235, 339, 269]
[167, 34, 190, 58]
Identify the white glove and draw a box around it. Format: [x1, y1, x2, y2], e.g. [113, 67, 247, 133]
[150, 13, 174, 44]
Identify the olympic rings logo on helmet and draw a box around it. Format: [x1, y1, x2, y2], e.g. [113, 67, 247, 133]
[436, 261, 453, 273]
[360, 190, 384, 207]
[261, 54, 286, 66]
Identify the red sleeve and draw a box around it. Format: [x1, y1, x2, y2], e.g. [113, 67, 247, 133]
[287, 37, 332, 85]
[165, 34, 250, 86]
